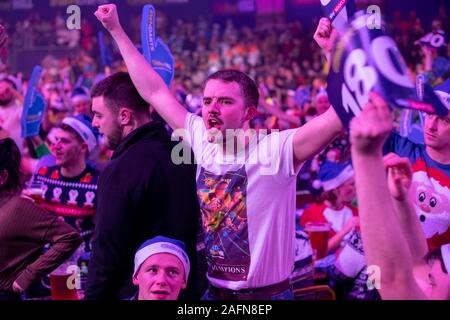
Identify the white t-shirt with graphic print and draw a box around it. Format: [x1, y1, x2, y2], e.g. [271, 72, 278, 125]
[183, 113, 301, 290]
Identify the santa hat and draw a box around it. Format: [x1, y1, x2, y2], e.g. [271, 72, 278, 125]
[71, 86, 91, 105]
[62, 115, 98, 152]
[313, 160, 354, 192]
[133, 236, 190, 283]
[434, 78, 450, 110]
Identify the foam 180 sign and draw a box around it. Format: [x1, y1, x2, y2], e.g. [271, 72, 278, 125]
[326, 11, 448, 130]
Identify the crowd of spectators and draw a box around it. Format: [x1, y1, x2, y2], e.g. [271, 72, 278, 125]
[0, 4, 449, 300]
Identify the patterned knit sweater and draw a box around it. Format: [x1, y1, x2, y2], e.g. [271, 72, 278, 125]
[32, 165, 99, 252]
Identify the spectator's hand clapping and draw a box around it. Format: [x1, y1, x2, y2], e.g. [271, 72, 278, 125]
[383, 153, 413, 201]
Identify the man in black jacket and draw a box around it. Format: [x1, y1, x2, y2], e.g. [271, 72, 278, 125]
[86, 72, 199, 300]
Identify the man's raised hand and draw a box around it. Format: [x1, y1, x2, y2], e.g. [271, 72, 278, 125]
[313, 18, 338, 56]
[94, 4, 122, 35]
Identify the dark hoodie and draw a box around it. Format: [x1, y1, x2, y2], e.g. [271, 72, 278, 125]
[86, 121, 200, 300]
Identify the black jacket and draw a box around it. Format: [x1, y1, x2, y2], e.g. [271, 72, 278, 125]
[85, 121, 199, 300]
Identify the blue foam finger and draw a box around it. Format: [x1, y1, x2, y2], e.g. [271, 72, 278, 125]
[152, 37, 174, 87]
[21, 65, 45, 138]
[141, 5, 174, 87]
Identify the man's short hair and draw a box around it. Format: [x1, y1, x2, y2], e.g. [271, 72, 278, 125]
[91, 72, 149, 115]
[205, 70, 259, 108]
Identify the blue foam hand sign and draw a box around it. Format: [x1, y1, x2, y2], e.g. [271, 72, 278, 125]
[152, 38, 174, 87]
[141, 4, 174, 87]
[98, 31, 113, 68]
[21, 65, 46, 138]
[320, 0, 356, 33]
[327, 11, 448, 131]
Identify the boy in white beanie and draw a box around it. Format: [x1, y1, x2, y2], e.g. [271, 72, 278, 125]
[132, 236, 190, 300]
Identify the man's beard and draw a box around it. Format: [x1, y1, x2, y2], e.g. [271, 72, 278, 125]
[105, 124, 123, 151]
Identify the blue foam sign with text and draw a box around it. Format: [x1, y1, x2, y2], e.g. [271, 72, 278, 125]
[141, 4, 174, 87]
[21, 65, 45, 138]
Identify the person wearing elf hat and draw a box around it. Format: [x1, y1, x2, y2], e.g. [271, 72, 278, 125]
[30, 114, 100, 255]
[131, 236, 190, 300]
[300, 160, 359, 255]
